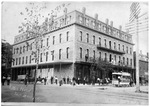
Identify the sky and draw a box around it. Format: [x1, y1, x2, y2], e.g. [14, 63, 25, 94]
[1, 1, 149, 55]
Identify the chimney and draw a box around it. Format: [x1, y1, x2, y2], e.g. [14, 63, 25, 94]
[119, 25, 122, 31]
[95, 14, 98, 20]
[105, 18, 109, 25]
[110, 21, 113, 27]
[82, 7, 86, 15]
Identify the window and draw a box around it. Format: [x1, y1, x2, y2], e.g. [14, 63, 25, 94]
[66, 31, 69, 41]
[29, 55, 31, 63]
[59, 34, 62, 43]
[104, 26, 106, 33]
[118, 44, 120, 51]
[19, 57, 21, 65]
[99, 37, 101, 46]
[130, 48, 132, 54]
[20, 47, 22, 54]
[119, 56, 121, 64]
[85, 49, 89, 61]
[53, 36, 55, 45]
[14, 48, 15, 54]
[22, 57, 24, 64]
[104, 39, 107, 47]
[79, 15, 82, 23]
[13, 59, 15, 66]
[51, 51, 54, 61]
[123, 57, 125, 65]
[80, 31, 82, 41]
[46, 52, 48, 61]
[99, 52, 101, 59]
[80, 47, 82, 59]
[126, 46, 128, 53]
[86, 18, 89, 26]
[109, 41, 111, 49]
[59, 49, 62, 59]
[114, 55, 116, 63]
[86, 49, 89, 57]
[23, 46, 25, 53]
[105, 53, 107, 61]
[93, 50, 95, 59]
[109, 54, 112, 62]
[130, 59, 132, 66]
[16, 58, 18, 65]
[86, 33, 89, 43]
[16, 48, 19, 54]
[66, 47, 69, 59]
[127, 58, 129, 66]
[26, 56, 28, 64]
[41, 40, 43, 48]
[40, 53, 42, 62]
[47, 38, 49, 46]
[123, 45, 124, 52]
[114, 42, 116, 50]
[93, 36, 95, 44]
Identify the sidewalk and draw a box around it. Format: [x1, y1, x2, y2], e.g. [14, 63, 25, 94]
[6, 81, 149, 94]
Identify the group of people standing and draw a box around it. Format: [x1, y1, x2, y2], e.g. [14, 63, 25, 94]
[41, 76, 76, 86]
[2, 74, 11, 86]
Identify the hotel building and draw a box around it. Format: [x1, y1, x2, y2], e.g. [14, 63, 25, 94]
[11, 8, 134, 81]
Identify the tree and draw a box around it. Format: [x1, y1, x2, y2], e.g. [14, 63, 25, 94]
[2, 40, 13, 76]
[18, 2, 71, 102]
[96, 58, 114, 79]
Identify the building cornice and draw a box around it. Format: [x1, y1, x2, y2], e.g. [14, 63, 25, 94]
[75, 23, 134, 45]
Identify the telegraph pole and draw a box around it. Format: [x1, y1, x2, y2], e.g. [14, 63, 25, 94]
[128, 2, 141, 92]
[135, 17, 140, 92]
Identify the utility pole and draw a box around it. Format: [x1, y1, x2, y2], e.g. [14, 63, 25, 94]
[128, 2, 141, 92]
[135, 17, 140, 92]
[127, 2, 148, 92]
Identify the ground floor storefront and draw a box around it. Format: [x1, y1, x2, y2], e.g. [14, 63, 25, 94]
[11, 62, 74, 81]
[11, 62, 135, 84]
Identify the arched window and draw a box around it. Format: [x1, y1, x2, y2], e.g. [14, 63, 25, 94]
[109, 54, 112, 62]
[66, 47, 69, 59]
[80, 31, 82, 41]
[80, 47, 82, 59]
[59, 49, 62, 60]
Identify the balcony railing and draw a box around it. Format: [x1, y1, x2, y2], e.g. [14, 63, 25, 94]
[97, 45, 125, 54]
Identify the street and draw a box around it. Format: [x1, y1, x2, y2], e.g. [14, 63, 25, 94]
[1, 81, 148, 105]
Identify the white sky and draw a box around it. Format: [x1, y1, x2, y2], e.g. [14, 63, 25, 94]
[1, 1, 149, 55]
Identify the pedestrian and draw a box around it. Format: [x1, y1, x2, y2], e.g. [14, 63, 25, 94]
[72, 77, 76, 86]
[24, 73, 28, 86]
[118, 76, 121, 86]
[2, 75, 6, 86]
[63, 77, 66, 84]
[77, 77, 80, 85]
[55, 76, 58, 85]
[51, 76, 53, 84]
[67, 76, 69, 84]
[97, 77, 100, 85]
[83, 77, 86, 85]
[59, 79, 63, 86]
[7, 75, 11, 85]
[130, 78, 133, 87]
[44, 77, 47, 85]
